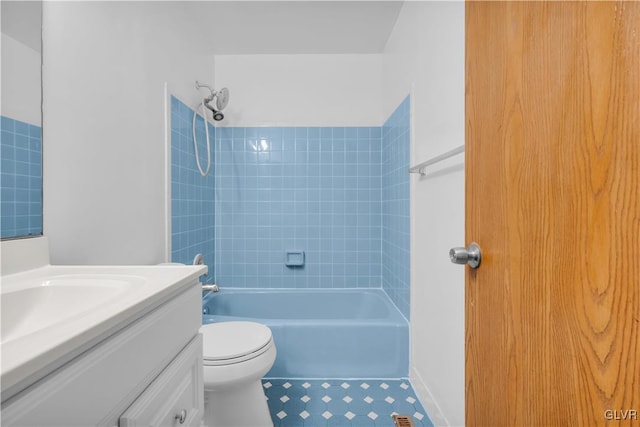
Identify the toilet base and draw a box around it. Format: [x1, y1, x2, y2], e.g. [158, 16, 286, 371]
[203, 380, 273, 427]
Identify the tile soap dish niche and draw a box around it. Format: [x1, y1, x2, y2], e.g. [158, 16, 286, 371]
[285, 251, 305, 267]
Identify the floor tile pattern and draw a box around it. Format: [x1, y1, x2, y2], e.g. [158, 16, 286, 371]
[263, 379, 433, 427]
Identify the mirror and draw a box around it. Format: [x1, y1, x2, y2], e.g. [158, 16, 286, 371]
[1, 1, 42, 239]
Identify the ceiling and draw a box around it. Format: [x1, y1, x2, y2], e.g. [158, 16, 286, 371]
[184, 1, 404, 54]
[1, 1, 42, 52]
[2, 1, 403, 55]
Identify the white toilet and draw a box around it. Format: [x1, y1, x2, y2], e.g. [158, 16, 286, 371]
[200, 321, 276, 427]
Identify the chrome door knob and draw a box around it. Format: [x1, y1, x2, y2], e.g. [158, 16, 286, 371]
[450, 243, 482, 268]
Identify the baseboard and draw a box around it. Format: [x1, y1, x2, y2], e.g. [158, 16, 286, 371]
[410, 367, 450, 427]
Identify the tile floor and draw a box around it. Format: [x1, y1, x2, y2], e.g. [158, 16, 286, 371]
[263, 379, 433, 427]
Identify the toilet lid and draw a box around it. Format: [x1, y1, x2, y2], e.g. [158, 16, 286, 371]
[201, 321, 273, 362]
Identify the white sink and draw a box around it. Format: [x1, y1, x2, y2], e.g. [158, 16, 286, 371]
[1, 275, 145, 343]
[0, 264, 206, 396]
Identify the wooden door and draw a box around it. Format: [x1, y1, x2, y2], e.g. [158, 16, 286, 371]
[465, 2, 639, 426]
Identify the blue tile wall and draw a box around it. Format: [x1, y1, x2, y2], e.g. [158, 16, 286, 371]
[171, 96, 215, 283]
[0, 116, 42, 238]
[381, 96, 411, 319]
[172, 96, 410, 313]
[214, 126, 382, 288]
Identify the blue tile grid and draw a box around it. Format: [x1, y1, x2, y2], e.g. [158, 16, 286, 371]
[263, 379, 433, 427]
[170, 96, 215, 283]
[381, 96, 411, 319]
[0, 115, 42, 238]
[215, 126, 383, 289]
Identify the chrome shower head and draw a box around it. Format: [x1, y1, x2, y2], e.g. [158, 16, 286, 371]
[203, 101, 225, 121]
[215, 88, 229, 111]
[196, 81, 229, 121]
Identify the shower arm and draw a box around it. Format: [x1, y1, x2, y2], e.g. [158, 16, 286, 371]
[195, 81, 216, 102]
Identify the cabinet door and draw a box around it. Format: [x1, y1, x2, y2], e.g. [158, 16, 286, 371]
[120, 334, 203, 427]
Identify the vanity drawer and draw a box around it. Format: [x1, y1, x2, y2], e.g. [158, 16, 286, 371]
[120, 334, 203, 427]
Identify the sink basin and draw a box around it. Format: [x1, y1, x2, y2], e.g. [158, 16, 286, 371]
[0, 263, 206, 399]
[1, 275, 145, 344]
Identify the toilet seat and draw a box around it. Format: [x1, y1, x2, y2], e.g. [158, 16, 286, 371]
[201, 321, 273, 366]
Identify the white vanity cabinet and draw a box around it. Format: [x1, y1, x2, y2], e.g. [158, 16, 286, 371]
[119, 334, 203, 427]
[1, 284, 204, 427]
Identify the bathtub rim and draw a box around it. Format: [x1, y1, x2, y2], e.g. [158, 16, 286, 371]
[201, 287, 408, 324]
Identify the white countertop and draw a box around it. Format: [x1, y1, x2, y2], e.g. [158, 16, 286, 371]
[0, 264, 207, 396]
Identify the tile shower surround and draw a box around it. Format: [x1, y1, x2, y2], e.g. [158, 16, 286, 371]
[171, 96, 411, 318]
[381, 97, 411, 319]
[0, 116, 42, 238]
[214, 126, 383, 290]
[171, 96, 215, 283]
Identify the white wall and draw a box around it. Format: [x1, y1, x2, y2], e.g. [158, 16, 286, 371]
[383, 2, 465, 426]
[1, 33, 41, 125]
[42, 2, 214, 265]
[214, 54, 382, 127]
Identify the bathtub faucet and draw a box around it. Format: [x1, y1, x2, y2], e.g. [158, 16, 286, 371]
[202, 283, 219, 292]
